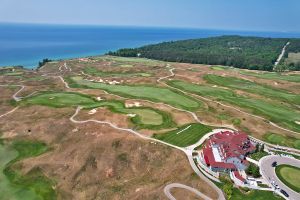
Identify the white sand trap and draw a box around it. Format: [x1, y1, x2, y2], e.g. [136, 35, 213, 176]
[295, 121, 300, 125]
[127, 114, 137, 117]
[96, 97, 102, 101]
[88, 109, 97, 115]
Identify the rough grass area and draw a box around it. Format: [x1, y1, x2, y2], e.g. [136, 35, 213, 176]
[263, 132, 300, 150]
[22, 92, 175, 130]
[204, 74, 300, 106]
[239, 71, 300, 83]
[67, 76, 202, 111]
[286, 52, 300, 64]
[0, 140, 56, 200]
[275, 165, 300, 192]
[152, 123, 212, 147]
[167, 80, 300, 132]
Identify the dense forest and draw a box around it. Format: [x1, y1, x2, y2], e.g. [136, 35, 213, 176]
[108, 36, 300, 71]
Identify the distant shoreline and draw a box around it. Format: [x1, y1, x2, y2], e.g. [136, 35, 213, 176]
[1, 23, 300, 68]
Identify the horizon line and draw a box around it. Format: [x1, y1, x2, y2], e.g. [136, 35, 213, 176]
[1, 21, 299, 34]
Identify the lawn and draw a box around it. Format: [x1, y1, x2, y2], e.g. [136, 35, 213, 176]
[239, 71, 300, 83]
[204, 74, 300, 106]
[231, 188, 283, 200]
[263, 132, 300, 150]
[0, 140, 56, 200]
[167, 80, 300, 132]
[68, 76, 202, 111]
[22, 92, 175, 130]
[22, 92, 101, 108]
[250, 151, 269, 161]
[275, 165, 300, 192]
[152, 123, 212, 147]
[84, 67, 152, 77]
[211, 66, 228, 70]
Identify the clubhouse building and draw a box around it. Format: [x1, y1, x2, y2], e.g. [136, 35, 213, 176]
[199, 131, 255, 173]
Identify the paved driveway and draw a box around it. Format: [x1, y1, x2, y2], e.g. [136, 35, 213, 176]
[260, 155, 300, 200]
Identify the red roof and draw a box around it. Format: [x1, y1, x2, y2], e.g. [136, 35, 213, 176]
[234, 171, 245, 182]
[202, 131, 254, 170]
[203, 145, 236, 169]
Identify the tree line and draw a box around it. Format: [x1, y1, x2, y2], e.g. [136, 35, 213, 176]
[108, 36, 300, 71]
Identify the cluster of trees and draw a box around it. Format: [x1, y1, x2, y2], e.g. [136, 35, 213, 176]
[219, 175, 234, 199]
[38, 58, 52, 68]
[109, 36, 300, 71]
[246, 163, 260, 178]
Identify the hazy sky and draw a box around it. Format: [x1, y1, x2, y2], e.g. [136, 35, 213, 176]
[1, 0, 300, 32]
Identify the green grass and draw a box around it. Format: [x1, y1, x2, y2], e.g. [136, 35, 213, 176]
[152, 123, 212, 147]
[204, 74, 300, 106]
[22, 92, 101, 108]
[211, 66, 228, 70]
[67, 76, 201, 111]
[276, 165, 300, 192]
[249, 151, 269, 161]
[239, 71, 300, 83]
[22, 92, 175, 130]
[231, 188, 283, 200]
[263, 132, 300, 150]
[84, 67, 152, 77]
[0, 140, 56, 200]
[167, 80, 300, 132]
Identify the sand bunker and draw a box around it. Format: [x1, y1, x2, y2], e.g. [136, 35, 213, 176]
[88, 109, 97, 115]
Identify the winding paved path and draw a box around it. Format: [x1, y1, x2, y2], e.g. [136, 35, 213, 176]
[164, 183, 213, 200]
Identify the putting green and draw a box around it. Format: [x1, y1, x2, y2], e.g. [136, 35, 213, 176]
[276, 165, 300, 192]
[22, 92, 175, 129]
[68, 76, 201, 111]
[167, 80, 300, 132]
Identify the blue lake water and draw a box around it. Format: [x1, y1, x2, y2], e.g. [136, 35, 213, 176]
[1, 23, 300, 68]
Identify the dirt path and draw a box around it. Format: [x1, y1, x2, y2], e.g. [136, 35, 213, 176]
[274, 42, 290, 69]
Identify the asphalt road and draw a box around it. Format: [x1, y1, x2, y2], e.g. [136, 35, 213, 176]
[260, 155, 300, 200]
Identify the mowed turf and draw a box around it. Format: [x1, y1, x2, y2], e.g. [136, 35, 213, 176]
[276, 165, 300, 192]
[0, 140, 56, 200]
[239, 71, 300, 83]
[167, 80, 300, 132]
[68, 76, 201, 111]
[231, 188, 283, 200]
[22, 92, 175, 129]
[84, 67, 152, 77]
[204, 74, 300, 105]
[22, 92, 100, 108]
[153, 123, 212, 147]
[263, 132, 300, 150]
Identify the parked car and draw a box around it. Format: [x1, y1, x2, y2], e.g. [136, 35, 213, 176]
[280, 189, 289, 197]
[272, 161, 277, 167]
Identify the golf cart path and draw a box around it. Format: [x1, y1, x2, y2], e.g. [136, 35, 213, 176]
[164, 183, 213, 200]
